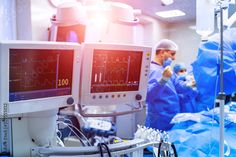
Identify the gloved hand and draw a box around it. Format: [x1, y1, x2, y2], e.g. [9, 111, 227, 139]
[186, 75, 196, 87]
[162, 66, 173, 81]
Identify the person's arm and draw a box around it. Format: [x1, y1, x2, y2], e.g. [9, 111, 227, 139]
[173, 74, 198, 97]
[147, 66, 171, 98]
[160, 66, 172, 84]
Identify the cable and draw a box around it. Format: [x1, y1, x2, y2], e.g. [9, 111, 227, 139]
[101, 143, 111, 157]
[63, 118, 73, 125]
[58, 122, 86, 146]
[98, 143, 104, 157]
[56, 136, 65, 147]
[56, 129, 62, 139]
[57, 121, 92, 146]
[66, 123, 92, 146]
[158, 141, 163, 157]
[68, 125, 88, 146]
[97, 143, 111, 157]
[61, 118, 73, 138]
[158, 141, 177, 157]
[171, 143, 178, 157]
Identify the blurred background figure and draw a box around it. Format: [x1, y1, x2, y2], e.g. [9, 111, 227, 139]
[145, 39, 198, 131]
[173, 62, 198, 113]
[145, 39, 180, 131]
[174, 62, 196, 88]
[173, 63, 187, 81]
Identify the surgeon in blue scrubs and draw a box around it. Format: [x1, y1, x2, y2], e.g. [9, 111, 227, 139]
[173, 63, 187, 81]
[145, 39, 197, 131]
[173, 63, 198, 113]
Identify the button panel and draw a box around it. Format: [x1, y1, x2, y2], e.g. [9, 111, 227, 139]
[91, 93, 129, 100]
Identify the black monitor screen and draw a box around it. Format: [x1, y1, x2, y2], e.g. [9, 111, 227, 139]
[91, 49, 143, 93]
[9, 49, 74, 101]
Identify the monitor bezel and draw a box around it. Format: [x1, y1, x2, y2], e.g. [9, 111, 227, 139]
[0, 41, 81, 116]
[79, 42, 151, 106]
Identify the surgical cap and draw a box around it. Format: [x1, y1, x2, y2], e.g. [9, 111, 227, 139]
[155, 39, 178, 51]
[173, 63, 187, 73]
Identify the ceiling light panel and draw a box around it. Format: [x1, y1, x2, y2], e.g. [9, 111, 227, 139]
[155, 9, 186, 18]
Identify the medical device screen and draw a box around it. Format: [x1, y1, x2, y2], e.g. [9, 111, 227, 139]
[91, 49, 143, 93]
[9, 49, 74, 101]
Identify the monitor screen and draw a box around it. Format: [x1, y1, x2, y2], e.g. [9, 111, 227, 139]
[0, 41, 81, 115]
[91, 49, 143, 93]
[80, 43, 152, 106]
[9, 49, 74, 102]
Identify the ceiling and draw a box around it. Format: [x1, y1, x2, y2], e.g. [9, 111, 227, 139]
[109, 0, 196, 24]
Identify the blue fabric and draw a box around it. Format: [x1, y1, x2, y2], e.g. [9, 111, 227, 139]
[173, 62, 199, 113]
[178, 92, 198, 113]
[145, 62, 197, 130]
[168, 103, 236, 157]
[174, 75, 199, 113]
[192, 28, 236, 112]
[177, 74, 187, 81]
[163, 58, 173, 67]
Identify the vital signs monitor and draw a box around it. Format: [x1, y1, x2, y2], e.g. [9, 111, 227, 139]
[0, 41, 81, 116]
[79, 42, 151, 106]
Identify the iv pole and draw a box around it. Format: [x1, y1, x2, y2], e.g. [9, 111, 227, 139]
[216, 1, 226, 157]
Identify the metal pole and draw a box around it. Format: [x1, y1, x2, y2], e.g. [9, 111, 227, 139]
[219, 3, 225, 157]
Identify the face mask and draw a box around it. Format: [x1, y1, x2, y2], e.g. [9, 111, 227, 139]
[178, 74, 187, 81]
[163, 58, 172, 67]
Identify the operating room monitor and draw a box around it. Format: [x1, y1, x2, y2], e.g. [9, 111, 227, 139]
[80, 43, 151, 106]
[0, 41, 81, 116]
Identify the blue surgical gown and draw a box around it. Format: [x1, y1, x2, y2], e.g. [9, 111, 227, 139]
[178, 91, 198, 113]
[176, 76, 199, 113]
[145, 62, 197, 130]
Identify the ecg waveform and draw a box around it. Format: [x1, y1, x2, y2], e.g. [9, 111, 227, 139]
[9, 49, 74, 101]
[10, 54, 58, 91]
[91, 49, 143, 93]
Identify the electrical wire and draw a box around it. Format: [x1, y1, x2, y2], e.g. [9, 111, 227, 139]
[171, 143, 178, 157]
[57, 117, 73, 138]
[66, 123, 92, 146]
[66, 124, 88, 146]
[63, 118, 73, 125]
[57, 121, 92, 146]
[56, 129, 62, 139]
[56, 135, 65, 147]
[98, 143, 104, 157]
[98, 143, 112, 157]
[63, 118, 73, 138]
[157, 141, 177, 157]
[57, 121, 84, 145]
[57, 115, 85, 141]
[102, 143, 112, 157]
